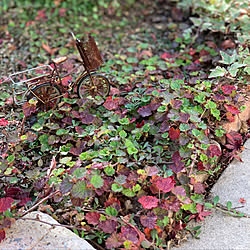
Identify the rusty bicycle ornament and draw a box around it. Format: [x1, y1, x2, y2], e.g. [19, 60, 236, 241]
[9, 32, 110, 112]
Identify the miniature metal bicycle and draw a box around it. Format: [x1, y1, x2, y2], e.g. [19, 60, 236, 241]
[9, 33, 110, 112]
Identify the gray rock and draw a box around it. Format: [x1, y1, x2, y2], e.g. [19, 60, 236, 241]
[1, 211, 95, 250]
[174, 210, 250, 250]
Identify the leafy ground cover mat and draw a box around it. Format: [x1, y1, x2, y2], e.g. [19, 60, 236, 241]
[0, 0, 249, 249]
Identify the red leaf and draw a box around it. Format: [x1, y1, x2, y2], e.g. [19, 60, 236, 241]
[98, 219, 118, 233]
[140, 212, 157, 229]
[169, 127, 180, 140]
[138, 196, 159, 209]
[59, 8, 67, 17]
[189, 204, 212, 222]
[239, 198, 246, 204]
[161, 52, 172, 60]
[86, 212, 100, 225]
[224, 104, 240, 115]
[136, 120, 144, 128]
[0, 118, 8, 126]
[0, 197, 14, 212]
[61, 76, 72, 86]
[103, 96, 119, 110]
[208, 144, 221, 157]
[156, 177, 175, 193]
[137, 105, 152, 117]
[221, 85, 236, 94]
[226, 112, 235, 122]
[0, 230, 5, 243]
[197, 161, 205, 171]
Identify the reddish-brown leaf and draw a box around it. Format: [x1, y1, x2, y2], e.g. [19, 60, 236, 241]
[106, 232, 125, 249]
[0, 197, 14, 212]
[224, 104, 240, 115]
[42, 42, 57, 55]
[226, 112, 235, 122]
[169, 127, 180, 140]
[138, 196, 159, 209]
[171, 99, 183, 109]
[103, 96, 119, 110]
[140, 212, 157, 229]
[98, 219, 118, 233]
[120, 226, 138, 244]
[156, 177, 176, 193]
[221, 85, 236, 95]
[85, 212, 100, 225]
[104, 197, 121, 211]
[172, 186, 186, 197]
[161, 52, 172, 60]
[22, 102, 36, 117]
[193, 182, 205, 194]
[0, 230, 5, 243]
[137, 105, 152, 117]
[208, 144, 222, 157]
[221, 39, 236, 50]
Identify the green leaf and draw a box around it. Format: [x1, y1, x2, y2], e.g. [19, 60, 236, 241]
[32, 122, 43, 131]
[192, 129, 201, 137]
[7, 155, 15, 163]
[127, 147, 138, 155]
[73, 168, 87, 179]
[60, 157, 72, 165]
[227, 201, 232, 210]
[119, 130, 127, 138]
[119, 118, 130, 125]
[219, 51, 237, 65]
[170, 81, 181, 90]
[104, 166, 115, 176]
[180, 123, 190, 131]
[111, 183, 123, 192]
[209, 66, 227, 78]
[204, 202, 214, 208]
[157, 105, 167, 112]
[105, 206, 118, 217]
[56, 129, 69, 136]
[71, 181, 92, 199]
[182, 203, 197, 214]
[213, 195, 220, 206]
[122, 188, 136, 197]
[91, 175, 104, 188]
[211, 108, 220, 120]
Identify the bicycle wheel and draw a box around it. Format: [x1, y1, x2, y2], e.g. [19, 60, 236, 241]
[77, 73, 110, 99]
[27, 83, 61, 112]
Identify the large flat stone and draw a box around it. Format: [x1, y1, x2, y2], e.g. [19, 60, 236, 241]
[1, 211, 95, 250]
[210, 139, 250, 215]
[174, 210, 250, 250]
[174, 139, 250, 249]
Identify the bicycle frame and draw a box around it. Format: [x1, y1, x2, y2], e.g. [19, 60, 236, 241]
[9, 33, 109, 107]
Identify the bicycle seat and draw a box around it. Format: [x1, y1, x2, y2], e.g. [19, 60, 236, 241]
[52, 56, 68, 64]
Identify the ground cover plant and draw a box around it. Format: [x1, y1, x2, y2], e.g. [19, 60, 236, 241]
[0, 0, 249, 249]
